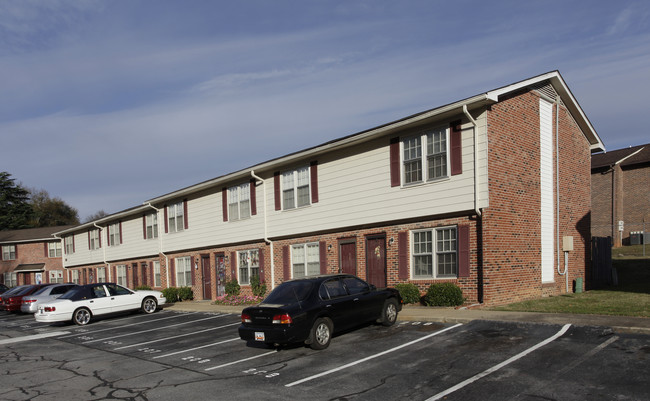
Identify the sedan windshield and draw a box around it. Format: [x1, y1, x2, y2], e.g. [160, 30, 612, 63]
[263, 281, 314, 304]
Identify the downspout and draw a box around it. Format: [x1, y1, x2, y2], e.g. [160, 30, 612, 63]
[144, 203, 168, 288]
[462, 105, 481, 217]
[251, 170, 275, 290]
[93, 223, 110, 281]
[555, 97, 568, 293]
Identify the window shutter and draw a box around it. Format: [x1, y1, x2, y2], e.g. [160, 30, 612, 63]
[250, 179, 257, 216]
[222, 188, 228, 222]
[170, 259, 176, 287]
[398, 231, 408, 279]
[112, 266, 116, 283]
[164, 205, 169, 233]
[191, 256, 195, 285]
[142, 215, 147, 239]
[44, 243, 48, 258]
[283, 245, 290, 281]
[274, 171, 281, 211]
[88, 231, 91, 250]
[99, 229, 102, 248]
[107, 228, 110, 247]
[458, 225, 470, 277]
[119, 222, 123, 244]
[258, 248, 265, 283]
[319, 241, 327, 275]
[231, 251, 237, 281]
[390, 137, 400, 187]
[450, 120, 462, 176]
[310, 161, 319, 203]
[72, 236, 75, 253]
[149, 262, 154, 287]
[183, 199, 189, 230]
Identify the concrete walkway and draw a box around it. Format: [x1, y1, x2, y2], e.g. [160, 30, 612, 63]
[164, 301, 650, 335]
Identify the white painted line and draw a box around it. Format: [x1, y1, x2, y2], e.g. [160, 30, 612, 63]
[114, 322, 240, 350]
[0, 331, 70, 345]
[285, 323, 463, 387]
[204, 350, 277, 371]
[82, 315, 225, 344]
[57, 312, 198, 339]
[153, 337, 240, 359]
[426, 324, 572, 401]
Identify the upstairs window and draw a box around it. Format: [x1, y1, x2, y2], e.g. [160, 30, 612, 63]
[64, 236, 75, 255]
[89, 229, 101, 250]
[403, 126, 448, 185]
[145, 213, 158, 239]
[228, 183, 251, 221]
[48, 242, 62, 257]
[2, 245, 16, 260]
[167, 201, 186, 233]
[108, 223, 121, 246]
[282, 166, 310, 210]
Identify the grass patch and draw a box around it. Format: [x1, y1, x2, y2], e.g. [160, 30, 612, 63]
[491, 258, 650, 317]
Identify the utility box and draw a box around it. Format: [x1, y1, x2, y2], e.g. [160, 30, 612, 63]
[563, 236, 574, 252]
[630, 232, 641, 245]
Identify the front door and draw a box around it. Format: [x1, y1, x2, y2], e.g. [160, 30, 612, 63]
[366, 235, 387, 288]
[339, 241, 357, 275]
[202, 255, 212, 300]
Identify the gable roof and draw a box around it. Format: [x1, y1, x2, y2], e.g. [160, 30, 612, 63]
[0, 226, 76, 243]
[592, 144, 650, 170]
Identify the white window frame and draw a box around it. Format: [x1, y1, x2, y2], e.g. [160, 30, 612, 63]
[291, 242, 320, 278]
[116, 265, 127, 286]
[108, 223, 120, 246]
[237, 249, 259, 285]
[175, 256, 192, 287]
[97, 267, 106, 283]
[4, 272, 17, 287]
[402, 126, 449, 185]
[153, 261, 161, 287]
[146, 213, 158, 239]
[64, 236, 74, 255]
[89, 229, 101, 250]
[71, 270, 80, 284]
[49, 270, 64, 284]
[228, 183, 251, 221]
[411, 226, 458, 279]
[168, 202, 184, 233]
[48, 242, 62, 257]
[282, 166, 310, 210]
[2, 245, 16, 260]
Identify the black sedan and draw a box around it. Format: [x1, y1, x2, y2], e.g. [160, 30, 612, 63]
[239, 274, 402, 350]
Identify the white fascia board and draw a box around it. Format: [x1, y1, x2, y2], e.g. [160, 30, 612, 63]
[53, 205, 152, 236]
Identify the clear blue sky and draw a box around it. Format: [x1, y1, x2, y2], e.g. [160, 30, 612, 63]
[1, 1, 648, 220]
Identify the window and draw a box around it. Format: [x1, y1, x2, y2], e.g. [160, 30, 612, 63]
[146, 213, 158, 239]
[89, 229, 101, 250]
[175, 257, 192, 287]
[403, 127, 448, 185]
[97, 267, 106, 283]
[153, 261, 161, 287]
[2, 245, 16, 260]
[228, 183, 251, 221]
[412, 226, 457, 279]
[64, 236, 74, 255]
[116, 265, 127, 286]
[108, 223, 121, 246]
[71, 270, 80, 284]
[238, 249, 259, 285]
[168, 202, 185, 233]
[49, 270, 64, 284]
[4, 272, 17, 287]
[282, 166, 310, 210]
[291, 243, 320, 278]
[48, 242, 62, 257]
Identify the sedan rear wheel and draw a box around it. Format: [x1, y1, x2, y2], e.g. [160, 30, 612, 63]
[141, 297, 157, 314]
[73, 308, 91, 326]
[309, 317, 333, 350]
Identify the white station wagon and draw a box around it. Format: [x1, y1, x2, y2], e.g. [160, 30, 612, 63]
[35, 283, 166, 325]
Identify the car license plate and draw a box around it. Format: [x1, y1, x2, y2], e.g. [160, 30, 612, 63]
[254, 332, 265, 341]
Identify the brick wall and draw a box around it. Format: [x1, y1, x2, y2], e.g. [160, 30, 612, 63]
[0, 241, 63, 285]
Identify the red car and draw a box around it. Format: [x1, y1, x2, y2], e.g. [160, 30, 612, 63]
[1, 284, 53, 312]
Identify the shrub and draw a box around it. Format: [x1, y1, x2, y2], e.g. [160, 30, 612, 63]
[395, 283, 421, 304]
[225, 279, 241, 296]
[134, 285, 152, 291]
[424, 283, 464, 307]
[250, 274, 267, 298]
[162, 287, 179, 303]
[178, 286, 194, 301]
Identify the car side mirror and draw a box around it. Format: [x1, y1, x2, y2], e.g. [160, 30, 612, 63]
[370, 284, 377, 291]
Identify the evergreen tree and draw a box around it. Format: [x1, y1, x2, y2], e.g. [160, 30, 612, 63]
[0, 172, 34, 230]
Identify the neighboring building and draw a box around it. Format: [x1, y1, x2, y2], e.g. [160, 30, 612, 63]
[591, 144, 650, 247]
[54, 71, 604, 306]
[0, 226, 74, 287]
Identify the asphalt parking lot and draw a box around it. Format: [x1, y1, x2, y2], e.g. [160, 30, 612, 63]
[1, 309, 648, 401]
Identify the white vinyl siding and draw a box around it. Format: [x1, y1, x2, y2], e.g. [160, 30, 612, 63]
[291, 243, 320, 278]
[540, 99, 555, 283]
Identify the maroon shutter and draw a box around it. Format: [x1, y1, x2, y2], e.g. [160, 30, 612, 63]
[458, 225, 470, 277]
[98, 229, 102, 248]
[231, 251, 237, 281]
[106, 227, 110, 247]
[44, 243, 48, 258]
[170, 259, 176, 287]
[222, 188, 228, 221]
[112, 266, 117, 282]
[258, 248, 265, 283]
[398, 231, 408, 279]
[149, 262, 154, 287]
[142, 215, 147, 239]
[164, 205, 169, 233]
[319, 241, 327, 274]
[190, 256, 195, 285]
[87, 232, 91, 249]
[390, 137, 400, 187]
[310, 161, 319, 203]
[183, 199, 189, 229]
[283, 245, 290, 281]
[450, 120, 462, 176]
[119, 222, 123, 244]
[250, 179, 257, 216]
[274, 172, 281, 211]
[72, 236, 75, 253]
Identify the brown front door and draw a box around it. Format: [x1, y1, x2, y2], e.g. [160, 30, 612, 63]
[366, 235, 386, 287]
[339, 241, 357, 275]
[202, 255, 212, 300]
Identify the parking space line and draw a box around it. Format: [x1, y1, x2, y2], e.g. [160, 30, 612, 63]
[57, 312, 199, 339]
[153, 337, 240, 359]
[285, 323, 463, 387]
[114, 322, 240, 350]
[204, 350, 278, 371]
[82, 315, 227, 344]
[426, 324, 572, 401]
[0, 331, 71, 345]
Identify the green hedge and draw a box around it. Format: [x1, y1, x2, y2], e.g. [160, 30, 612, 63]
[423, 283, 464, 307]
[161, 286, 194, 302]
[395, 283, 421, 304]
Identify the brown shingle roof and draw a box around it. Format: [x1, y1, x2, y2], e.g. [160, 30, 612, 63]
[591, 144, 650, 170]
[0, 226, 75, 243]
